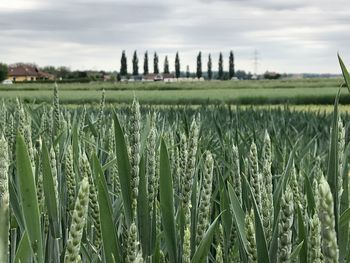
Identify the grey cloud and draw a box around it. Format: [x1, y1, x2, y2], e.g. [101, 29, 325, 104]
[199, 0, 307, 11]
[0, 1, 170, 31]
[0, 1, 173, 48]
[0, 0, 349, 73]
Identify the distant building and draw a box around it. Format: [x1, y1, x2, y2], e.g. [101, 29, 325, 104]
[163, 73, 175, 82]
[142, 73, 175, 82]
[142, 74, 156, 81]
[129, 75, 143, 81]
[8, 64, 55, 82]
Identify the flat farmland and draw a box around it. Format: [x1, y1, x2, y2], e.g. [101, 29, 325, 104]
[0, 78, 346, 105]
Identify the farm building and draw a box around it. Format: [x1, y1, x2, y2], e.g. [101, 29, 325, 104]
[142, 73, 175, 82]
[8, 64, 55, 82]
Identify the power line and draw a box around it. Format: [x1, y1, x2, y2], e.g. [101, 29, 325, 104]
[253, 49, 259, 76]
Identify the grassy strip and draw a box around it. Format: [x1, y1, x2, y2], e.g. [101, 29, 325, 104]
[0, 86, 348, 105]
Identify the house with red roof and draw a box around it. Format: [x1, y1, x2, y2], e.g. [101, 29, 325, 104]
[8, 64, 54, 82]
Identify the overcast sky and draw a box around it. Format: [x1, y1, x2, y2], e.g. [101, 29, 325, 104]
[1, 0, 349, 73]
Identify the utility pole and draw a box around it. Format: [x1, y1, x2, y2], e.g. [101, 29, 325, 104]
[253, 49, 259, 79]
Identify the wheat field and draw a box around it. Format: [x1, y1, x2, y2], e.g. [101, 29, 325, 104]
[0, 56, 349, 262]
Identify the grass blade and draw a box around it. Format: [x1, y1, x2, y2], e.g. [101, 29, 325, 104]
[159, 138, 177, 263]
[191, 214, 220, 263]
[220, 187, 232, 257]
[137, 155, 151, 256]
[113, 111, 133, 227]
[41, 142, 60, 238]
[14, 232, 31, 263]
[290, 241, 304, 261]
[338, 54, 350, 93]
[9, 179, 24, 230]
[304, 173, 315, 215]
[273, 140, 299, 222]
[327, 89, 341, 238]
[297, 206, 307, 263]
[93, 154, 121, 263]
[243, 175, 270, 263]
[227, 182, 248, 254]
[16, 134, 44, 263]
[340, 208, 350, 227]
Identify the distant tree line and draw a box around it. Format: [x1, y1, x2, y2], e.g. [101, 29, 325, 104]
[40, 66, 113, 82]
[119, 50, 243, 80]
[1, 49, 286, 84]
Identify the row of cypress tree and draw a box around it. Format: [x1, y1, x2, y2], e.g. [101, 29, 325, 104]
[120, 51, 235, 80]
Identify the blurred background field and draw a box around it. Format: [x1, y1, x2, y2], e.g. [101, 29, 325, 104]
[0, 78, 348, 105]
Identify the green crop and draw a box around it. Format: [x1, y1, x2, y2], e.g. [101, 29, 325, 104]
[0, 55, 350, 262]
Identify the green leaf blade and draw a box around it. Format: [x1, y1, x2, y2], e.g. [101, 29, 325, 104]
[41, 142, 60, 238]
[191, 214, 221, 263]
[16, 134, 44, 263]
[159, 138, 177, 263]
[93, 154, 121, 263]
[113, 111, 133, 227]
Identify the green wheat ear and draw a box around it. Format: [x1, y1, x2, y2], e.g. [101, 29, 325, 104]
[182, 226, 191, 263]
[126, 222, 142, 263]
[248, 141, 262, 212]
[319, 176, 339, 263]
[82, 152, 101, 248]
[64, 177, 90, 263]
[245, 209, 257, 263]
[215, 244, 224, 263]
[308, 213, 322, 263]
[277, 185, 294, 263]
[146, 126, 157, 215]
[130, 98, 141, 219]
[65, 145, 76, 211]
[0, 134, 9, 263]
[0, 134, 9, 204]
[182, 118, 199, 216]
[231, 144, 241, 204]
[196, 151, 214, 247]
[53, 83, 60, 136]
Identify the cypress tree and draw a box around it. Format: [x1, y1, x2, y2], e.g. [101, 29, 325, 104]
[120, 50, 128, 76]
[229, 50, 235, 79]
[196, 52, 202, 79]
[143, 51, 149, 75]
[218, 52, 223, 80]
[186, 65, 190, 78]
[153, 52, 159, 74]
[132, 50, 139, 76]
[175, 52, 180, 78]
[163, 56, 169, 74]
[207, 54, 212, 80]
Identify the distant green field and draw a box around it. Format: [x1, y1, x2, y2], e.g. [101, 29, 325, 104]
[0, 78, 346, 105]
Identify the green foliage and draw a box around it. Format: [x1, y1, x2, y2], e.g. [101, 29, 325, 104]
[154, 52, 159, 74]
[16, 134, 44, 263]
[207, 54, 212, 80]
[164, 56, 170, 74]
[120, 50, 128, 76]
[2, 56, 350, 262]
[229, 51, 235, 79]
[0, 63, 8, 82]
[218, 52, 223, 80]
[196, 51, 202, 79]
[132, 50, 139, 76]
[159, 138, 177, 262]
[143, 51, 149, 75]
[175, 52, 180, 78]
